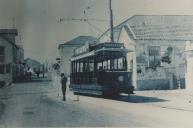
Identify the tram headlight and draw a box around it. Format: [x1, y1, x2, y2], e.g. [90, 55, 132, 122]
[118, 76, 124, 82]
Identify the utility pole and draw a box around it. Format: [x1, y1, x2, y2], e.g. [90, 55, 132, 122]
[109, 0, 114, 43]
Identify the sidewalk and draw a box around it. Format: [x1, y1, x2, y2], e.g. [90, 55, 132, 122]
[134, 90, 193, 112]
[0, 101, 5, 118]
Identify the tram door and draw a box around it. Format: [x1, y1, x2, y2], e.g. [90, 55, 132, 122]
[97, 62, 106, 86]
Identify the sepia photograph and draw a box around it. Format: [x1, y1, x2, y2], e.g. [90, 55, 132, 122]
[0, 0, 193, 127]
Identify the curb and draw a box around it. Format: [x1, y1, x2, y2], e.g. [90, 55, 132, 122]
[0, 101, 5, 119]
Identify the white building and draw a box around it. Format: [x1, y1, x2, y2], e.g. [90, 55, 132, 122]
[99, 15, 193, 90]
[58, 36, 98, 76]
[0, 29, 18, 87]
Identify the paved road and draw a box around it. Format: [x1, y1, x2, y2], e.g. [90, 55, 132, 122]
[0, 80, 193, 127]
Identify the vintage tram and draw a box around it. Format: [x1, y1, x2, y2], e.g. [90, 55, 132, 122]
[69, 42, 134, 96]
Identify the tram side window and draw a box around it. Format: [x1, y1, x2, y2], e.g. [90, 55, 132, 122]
[89, 63, 94, 71]
[72, 62, 74, 73]
[76, 62, 83, 72]
[84, 62, 88, 72]
[97, 60, 111, 71]
[73, 62, 76, 73]
[80, 62, 83, 72]
[76, 62, 79, 72]
[103, 60, 111, 70]
[97, 63, 103, 70]
[107, 60, 110, 70]
[103, 61, 107, 70]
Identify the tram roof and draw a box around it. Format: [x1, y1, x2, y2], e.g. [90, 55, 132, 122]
[71, 42, 133, 61]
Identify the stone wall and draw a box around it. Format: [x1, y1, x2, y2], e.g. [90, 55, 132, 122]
[137, 79, 170, 90]
[135, 39, 186, 90]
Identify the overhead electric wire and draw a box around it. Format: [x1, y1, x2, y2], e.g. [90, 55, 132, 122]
[57, 1, 109, 37]
[58, 18, 108, 23]
[86, 20, 104, 34]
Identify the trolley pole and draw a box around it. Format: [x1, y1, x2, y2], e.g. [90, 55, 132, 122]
[109, 0, 114, 43]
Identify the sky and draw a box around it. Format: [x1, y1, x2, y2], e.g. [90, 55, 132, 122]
[1, 0, 193, 62]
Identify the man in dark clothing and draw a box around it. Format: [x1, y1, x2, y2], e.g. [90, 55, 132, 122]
[60, 73, 67, 101]
[98, 66, 105, 85]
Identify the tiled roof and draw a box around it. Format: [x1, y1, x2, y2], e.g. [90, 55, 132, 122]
[24, 58, 41, 66]
[0, 29, 18, 47]
[0, 29, 18, 35]
[100, 15, 193, 41]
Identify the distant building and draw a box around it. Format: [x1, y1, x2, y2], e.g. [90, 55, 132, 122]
[13, 45, 25, 82]
[24, 58, 42, 73]
[0, 29, 22, 86]
[99, 15, 193, 90]
[58, 36, 98, 76]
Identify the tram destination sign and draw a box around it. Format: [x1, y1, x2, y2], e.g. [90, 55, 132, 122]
[74, 42, 89, 56]
[74, 42, 125, 56]
[96, 43, 124, 49]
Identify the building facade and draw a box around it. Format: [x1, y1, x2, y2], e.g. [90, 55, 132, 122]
[13, 45, 25, 82]
[58, 36, 98, 76]
[0, 29, 20, 86]
[99, 15, 193, 90]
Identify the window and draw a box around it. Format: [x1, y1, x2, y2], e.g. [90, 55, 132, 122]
[6, 64, 11, 73]
[84, 60, 89, 72]
[0, 47, 5, 62]
[161, 47, 173, 64]
[76, 62, 79, 72]
[107, 60, 110, 70]
[75, 61, 84, 72]
[148, 46, 161, 67]
[89, 63, 94, 71]
[0, 64, 5, 74]
[103, 61, 107, 70]
[111, 59, 118, 70]
[97, 62, 102, 70]
[80, 62, 83, 72]
[118, 58, 123, 69]
[73, 62, 76, 73]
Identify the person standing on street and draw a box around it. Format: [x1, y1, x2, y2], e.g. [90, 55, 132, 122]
[60, 73, 67, 101]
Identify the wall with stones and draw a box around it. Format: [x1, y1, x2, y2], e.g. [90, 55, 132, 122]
[135, 39, 186, 90]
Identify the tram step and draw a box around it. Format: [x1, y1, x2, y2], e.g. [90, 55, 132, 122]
[73, 89, 102, 95]
[71, 84, 102, 90]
